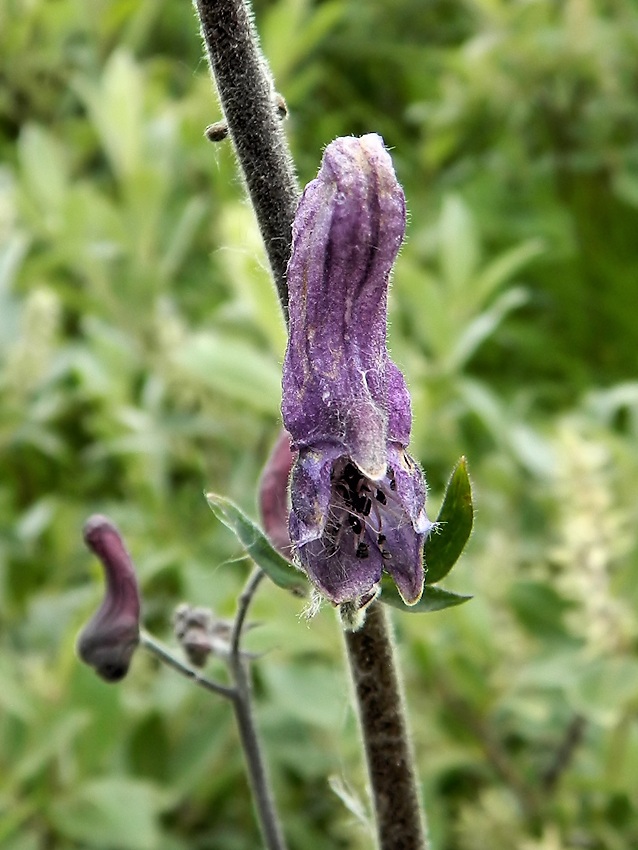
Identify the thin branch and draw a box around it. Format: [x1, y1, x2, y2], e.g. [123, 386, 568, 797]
[230, 567, 266, 659]
[541, 714, 586, 794]
[344, 603, 429, 850]
[194, 0, 299, 321]
[140, 630, 235, 699]
[144, 572, 287, 850]
[227, 567, 287, 850]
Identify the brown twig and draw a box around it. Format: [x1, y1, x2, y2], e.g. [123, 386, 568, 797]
[433, 672, 541, 821]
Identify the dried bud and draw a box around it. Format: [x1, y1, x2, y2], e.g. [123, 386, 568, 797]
[174, 603, 215, 667]
[173, 603, 244, 665]
[77, 515, 141, 683]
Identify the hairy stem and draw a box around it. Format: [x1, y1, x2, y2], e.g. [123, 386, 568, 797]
[345, 603, 428, 850]
[194, 0, 299, 320]
[195, 2, 426, 847]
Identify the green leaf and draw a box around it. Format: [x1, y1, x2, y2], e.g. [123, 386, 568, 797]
[174, 332, 281, 415]
[18, 123, 69, 213]
[379, 575, 471, 614]
[447, 286, 528, 371]
[439, 194, 480, 294]
[424, 457, 473, 584]
[205, 493, 307, 596]
[49, 778, 166, 850]
[472, 237, 544, 310]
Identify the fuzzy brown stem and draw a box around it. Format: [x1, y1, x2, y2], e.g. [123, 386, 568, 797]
[345, 603, 428, 850]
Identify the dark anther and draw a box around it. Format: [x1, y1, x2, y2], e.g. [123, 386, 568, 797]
[376, 489, 387, 505]
[382, 551, 393, 561]
[377, 534, 386, 545]
[359, 497, 372, 517]
[355, 541, 369, 560]
[349, 515, 362, 535]
[343, 463, 360, 485]
[389, 478, 396, 491]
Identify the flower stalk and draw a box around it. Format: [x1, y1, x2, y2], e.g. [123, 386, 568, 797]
[194, 1, 430, 846]
[144, 571, 287, 850]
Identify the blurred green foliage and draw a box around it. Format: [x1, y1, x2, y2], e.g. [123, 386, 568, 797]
[1, 0, 637, 848]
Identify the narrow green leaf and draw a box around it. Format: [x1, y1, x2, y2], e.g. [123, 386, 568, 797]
[425, 457, 474, 584]
[205, 493, 307, 596]
[379, 575, 472, 614]
[49, 778, 166, 850]
[174, 332, 281, 414]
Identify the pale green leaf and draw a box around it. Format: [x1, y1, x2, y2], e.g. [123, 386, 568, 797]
[173, 332, 281, 414]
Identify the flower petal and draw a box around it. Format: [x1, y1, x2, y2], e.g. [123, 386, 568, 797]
[282, 134, 407, 480]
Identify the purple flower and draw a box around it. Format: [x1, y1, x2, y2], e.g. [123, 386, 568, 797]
[281, 134, 432, 607]
[77, 515, 141, 682]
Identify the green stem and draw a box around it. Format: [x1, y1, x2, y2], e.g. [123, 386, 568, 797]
[140, 631, 234, 699]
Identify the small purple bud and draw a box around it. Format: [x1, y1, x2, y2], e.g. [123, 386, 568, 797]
[282, 134, 433, 607]
[258, 428, 295, 558]
[77, 515, 141, 683]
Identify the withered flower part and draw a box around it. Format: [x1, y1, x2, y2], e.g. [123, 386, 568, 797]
[281, 134, 432, 608]
[174, 603, 215, 667]
[77, 515, 141, 682]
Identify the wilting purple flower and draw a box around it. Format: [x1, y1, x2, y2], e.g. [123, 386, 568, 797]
[77, 515, 141, 682]
[281, 134, 432, 607]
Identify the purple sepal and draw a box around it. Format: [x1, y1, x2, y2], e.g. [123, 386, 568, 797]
[281, 134, 432, 606]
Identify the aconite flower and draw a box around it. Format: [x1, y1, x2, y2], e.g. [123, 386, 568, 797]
[77, 515, 141, 682]
[281, 134, 432, 607]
